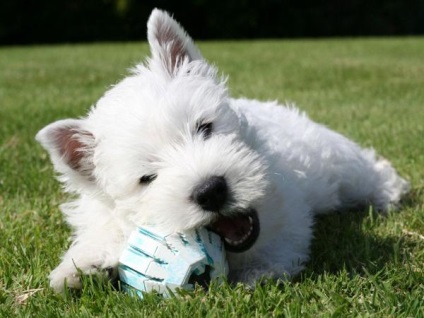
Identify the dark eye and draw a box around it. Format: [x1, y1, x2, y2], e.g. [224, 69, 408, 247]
[139, 174, 157, 184]
[197, 122, 213, 138]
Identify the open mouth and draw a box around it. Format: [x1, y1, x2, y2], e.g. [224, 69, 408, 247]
[207, 208, 260, 253]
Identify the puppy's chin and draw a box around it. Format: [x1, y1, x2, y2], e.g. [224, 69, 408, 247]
[207, 208, 260, 253]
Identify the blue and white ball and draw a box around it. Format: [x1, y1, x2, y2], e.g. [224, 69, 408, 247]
[118, 226, 228, 298]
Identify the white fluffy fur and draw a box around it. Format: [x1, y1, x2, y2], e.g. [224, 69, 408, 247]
[36, 9, 409, 292]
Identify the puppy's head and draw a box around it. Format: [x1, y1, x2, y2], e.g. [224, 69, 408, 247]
[36, 9, 268, 253]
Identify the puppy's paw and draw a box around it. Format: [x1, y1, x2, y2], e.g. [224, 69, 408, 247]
[49, 259, 118, 293]
[229, 265, 293, 287]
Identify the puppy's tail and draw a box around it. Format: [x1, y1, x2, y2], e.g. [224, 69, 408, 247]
[368, 154, 410, 212]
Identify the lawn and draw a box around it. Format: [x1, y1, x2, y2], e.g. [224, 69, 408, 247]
[0, 38, 423, 317]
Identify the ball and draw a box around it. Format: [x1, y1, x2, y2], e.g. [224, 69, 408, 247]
[118, 226, 228, 298]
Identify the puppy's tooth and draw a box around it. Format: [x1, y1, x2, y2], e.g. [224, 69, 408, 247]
[225, 238, 235, 245]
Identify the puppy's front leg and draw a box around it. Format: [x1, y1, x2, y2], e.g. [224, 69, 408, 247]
[49, 224, 129, 293]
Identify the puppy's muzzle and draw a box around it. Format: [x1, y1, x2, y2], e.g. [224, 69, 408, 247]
[192, 175, 260, 253]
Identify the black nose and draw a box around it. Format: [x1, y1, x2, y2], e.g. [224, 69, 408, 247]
[192, 176, 228, 212]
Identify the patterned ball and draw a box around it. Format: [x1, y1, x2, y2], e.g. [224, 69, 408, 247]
[118, 226, 228, 298]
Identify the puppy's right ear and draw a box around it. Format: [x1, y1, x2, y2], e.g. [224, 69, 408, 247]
[147, 8, 202, 75]
[36, 119, 95, 187]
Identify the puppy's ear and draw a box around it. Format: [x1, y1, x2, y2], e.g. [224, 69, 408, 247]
[36, 119, 95, 186]
[147, 8, 202, 75]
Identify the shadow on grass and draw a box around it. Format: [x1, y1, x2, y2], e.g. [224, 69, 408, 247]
[300, 193, 419, 281]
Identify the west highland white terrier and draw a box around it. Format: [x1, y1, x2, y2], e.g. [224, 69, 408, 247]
[36, 9, 409, 292]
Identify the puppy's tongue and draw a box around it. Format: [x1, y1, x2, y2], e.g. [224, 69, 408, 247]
[208, 210, 260, 253]
[212, 217, 251, 242]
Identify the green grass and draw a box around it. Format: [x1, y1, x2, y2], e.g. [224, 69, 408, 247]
[1, 38, 423, 317]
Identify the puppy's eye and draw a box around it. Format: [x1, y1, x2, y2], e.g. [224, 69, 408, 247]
[139, 174, 157, 184]
[197, 122, 213, 139]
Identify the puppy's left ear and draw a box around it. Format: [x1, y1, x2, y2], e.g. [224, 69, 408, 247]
[36, 119, 96, 188]
[147, 8, 202, 75]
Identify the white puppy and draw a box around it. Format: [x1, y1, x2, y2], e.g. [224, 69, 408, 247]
[36, 9, 409, 292]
